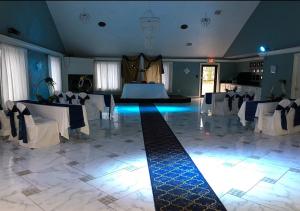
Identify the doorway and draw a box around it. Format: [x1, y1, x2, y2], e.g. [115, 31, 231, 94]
[200, 65, 218, 97]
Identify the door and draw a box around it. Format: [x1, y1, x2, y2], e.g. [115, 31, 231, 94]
[200, 65, 217, 96]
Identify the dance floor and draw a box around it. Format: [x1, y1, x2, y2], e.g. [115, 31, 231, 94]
[1, 99, 300, 210]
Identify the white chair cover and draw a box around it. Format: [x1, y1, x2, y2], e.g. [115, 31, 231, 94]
[259, 99, 291, 136]
[54, 91, 66, 104]
[66, 91, 77, 104]
[287, 99, 300, 134]
[16, 103, 60, 148]
[6, 100, 19, 141]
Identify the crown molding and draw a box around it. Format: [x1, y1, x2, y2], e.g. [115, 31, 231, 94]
[0, 34, 63, 57]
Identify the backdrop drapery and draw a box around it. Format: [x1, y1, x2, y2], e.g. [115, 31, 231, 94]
[0, 44, 28, 107]
[143, 54, 164, 83]
[121, 55, 140, 83]
[121, 54, 163, 83]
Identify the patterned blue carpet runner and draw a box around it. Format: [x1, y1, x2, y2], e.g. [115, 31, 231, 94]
[139, 104, 226, 211]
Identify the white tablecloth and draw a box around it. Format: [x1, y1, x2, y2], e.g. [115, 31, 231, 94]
[23, 103, 89, 139]
[121, 84, 169, 99]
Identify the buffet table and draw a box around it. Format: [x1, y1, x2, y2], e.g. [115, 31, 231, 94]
[121, 83, 169, 99]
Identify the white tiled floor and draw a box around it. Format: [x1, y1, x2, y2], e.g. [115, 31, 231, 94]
[1, 99, 300, 210]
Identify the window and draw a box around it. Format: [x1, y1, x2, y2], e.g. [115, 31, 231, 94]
[48, 56, 62, 92]
[162, 62, 172, 91]
[0, 44, 28, 106]
[95, 61, 121, 91]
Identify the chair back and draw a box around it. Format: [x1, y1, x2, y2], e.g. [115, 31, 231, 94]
[278, 99, 291, 108]
[6, 100, 15, 111]
[78, 92, 90, 105]
[66, 91, 76, 104]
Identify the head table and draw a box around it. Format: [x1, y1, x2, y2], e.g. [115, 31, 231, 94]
[121, 83, 169, 99]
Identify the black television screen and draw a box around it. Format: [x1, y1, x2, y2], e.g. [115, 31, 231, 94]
[68, 74, 93, 93]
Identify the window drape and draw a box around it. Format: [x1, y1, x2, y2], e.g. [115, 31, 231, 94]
[48, 55, 62, 92]
[95, 61, 121, 91]
[0, 44, 28, 107]
[162, 62, 172, 91]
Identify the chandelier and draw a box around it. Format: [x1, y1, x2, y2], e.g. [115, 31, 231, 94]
[139, 10, 160, 50]
[79, 12, 90, 24]
[201, 13, 211, 28]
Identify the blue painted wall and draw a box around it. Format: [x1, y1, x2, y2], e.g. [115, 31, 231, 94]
[261, 54, 294, 99]
[172, 62, 200, 96]
[27, 50, 50, 100]
[172, 62, 238, 96]
[0, 1, 64, 52]
[225, 1, 300, 57]
[219, 62, 238, 83]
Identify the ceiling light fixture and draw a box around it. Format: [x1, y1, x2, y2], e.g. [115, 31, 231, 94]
[139, 9, 160, 50]
[214, 10, 222, 15]
[201, 13, 211, 28]
[79, 12, 90, 24]
[98, 21, 106, 27]
[180, 24, 188, 30]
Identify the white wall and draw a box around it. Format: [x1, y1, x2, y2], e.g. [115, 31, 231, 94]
[62, 57, 94, 91]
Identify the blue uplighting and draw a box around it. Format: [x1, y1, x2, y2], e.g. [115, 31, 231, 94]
[259, 45, 266, 52]
[115, 105, 197, 115]
[115, 105, 139, 114]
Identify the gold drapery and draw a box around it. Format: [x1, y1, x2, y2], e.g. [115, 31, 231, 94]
[143, 54, 164, 83]
[121, 55, 140, 83]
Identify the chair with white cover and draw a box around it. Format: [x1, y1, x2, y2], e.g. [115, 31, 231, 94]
[6, 100, 19, 140]
[259, 99, 291, 136]
[0, 105, 10, 137]
[65, 91, 77, 104]
[78, 92, 98, 120]
[287, 99, 300, 134]
[54, 91, 66, 104]
[16, 103, 60, 148]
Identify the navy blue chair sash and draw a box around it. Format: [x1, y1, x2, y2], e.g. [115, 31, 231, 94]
[66, 95, 76, 104]
[18, 108, 31, 143]
[78, 95, 90, 105]
[235, 94, 244, 109]
[245, 94, 255, 101]
[291, 103, 300, 126]
[7, 105, 18, 137]
[205, 93, 212, 104]
[104, 94, 111, 107]
[225, 94, 234, 111]
[276, 105, 288, 130]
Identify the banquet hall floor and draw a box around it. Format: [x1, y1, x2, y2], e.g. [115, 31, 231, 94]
[1, 99, 300, 211]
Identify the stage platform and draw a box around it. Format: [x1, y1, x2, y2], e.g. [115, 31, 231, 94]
[113, 95, 191, 103]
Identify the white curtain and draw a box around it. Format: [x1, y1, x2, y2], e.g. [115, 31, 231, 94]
[48, 55, 62, 92]
[95, 61, 121, 91]
[0, 44, 28, 107]
[162, 62, 172, 91]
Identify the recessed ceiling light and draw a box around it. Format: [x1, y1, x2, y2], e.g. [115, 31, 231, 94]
[180, 24, 188, 30]
[98, 21, 106, 27]
[186, 42, 192, 46]
[214, 10, 222, 15]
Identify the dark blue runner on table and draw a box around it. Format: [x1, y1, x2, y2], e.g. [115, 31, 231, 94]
[205, 93, 212, 104]
[20, 100, 85, 129]
[139, 103, 226, 211]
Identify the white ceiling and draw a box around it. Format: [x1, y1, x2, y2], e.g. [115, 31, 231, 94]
[47, 1, 259, 58]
